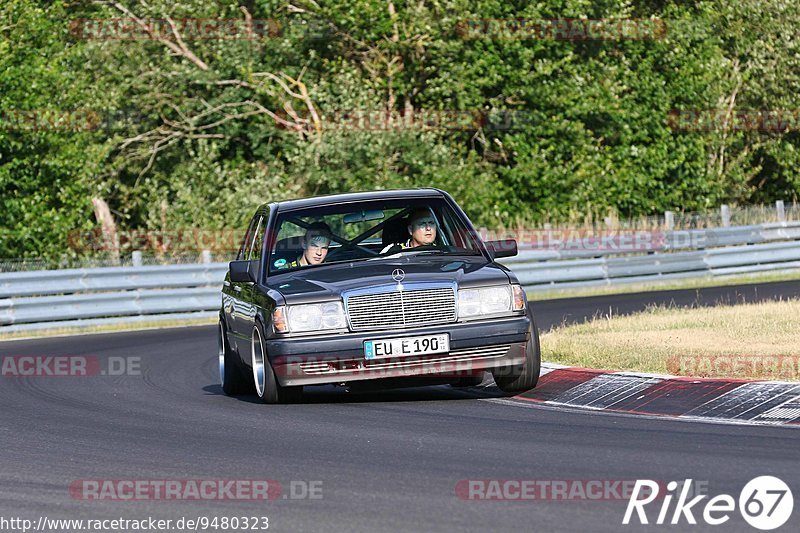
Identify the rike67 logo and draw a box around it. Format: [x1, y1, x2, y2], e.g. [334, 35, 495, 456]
[624, 476, 793, 530]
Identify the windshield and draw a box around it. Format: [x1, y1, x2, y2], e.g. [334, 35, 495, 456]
[267, 197, 483, 274]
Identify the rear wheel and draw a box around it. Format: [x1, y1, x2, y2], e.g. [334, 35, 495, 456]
[251, 322, 303, 404]
[492, 310, 541, 393]
[219, 321, 251, 395]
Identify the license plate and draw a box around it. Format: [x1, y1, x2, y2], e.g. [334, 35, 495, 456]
[364, 333, 450, 360]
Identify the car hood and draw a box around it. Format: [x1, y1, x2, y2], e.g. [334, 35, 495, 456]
[266, 256, 511, 305]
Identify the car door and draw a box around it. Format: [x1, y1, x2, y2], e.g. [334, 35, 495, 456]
[236, 214, 265, 356]
[222, 217, 254, 351]
[227, 215, 262, 357]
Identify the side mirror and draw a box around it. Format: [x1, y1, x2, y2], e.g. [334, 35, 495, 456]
[486, 239, 518, 259]
[229, 260, 258, 283]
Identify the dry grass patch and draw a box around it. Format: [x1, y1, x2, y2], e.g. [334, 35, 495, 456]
[542, 299, 800, 380]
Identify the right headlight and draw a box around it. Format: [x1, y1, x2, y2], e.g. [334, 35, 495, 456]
[458, 284, 526, 320]
[273, 301, 347, 333]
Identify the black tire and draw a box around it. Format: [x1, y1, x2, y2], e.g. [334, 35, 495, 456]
[492, 309, 541, 393]
[449, 374, 485, 388]
[219, 320, 252, 395]
[251, 321, 303, 404]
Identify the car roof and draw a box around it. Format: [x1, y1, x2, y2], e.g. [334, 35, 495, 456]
[266, 188, 447, 213]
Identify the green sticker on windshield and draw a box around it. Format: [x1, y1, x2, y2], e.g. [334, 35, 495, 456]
[274, 258, 287, 268]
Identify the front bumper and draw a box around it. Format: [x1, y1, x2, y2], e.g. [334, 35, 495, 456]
[268, 315, 530, 386]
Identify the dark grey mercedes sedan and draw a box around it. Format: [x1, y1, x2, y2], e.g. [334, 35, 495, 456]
[219, 188, 540, 403]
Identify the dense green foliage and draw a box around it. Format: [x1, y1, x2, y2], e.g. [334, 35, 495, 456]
[2, 0, 799, 259]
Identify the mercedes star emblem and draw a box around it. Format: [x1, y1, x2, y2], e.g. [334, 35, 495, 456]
[391, 268, 405, 282]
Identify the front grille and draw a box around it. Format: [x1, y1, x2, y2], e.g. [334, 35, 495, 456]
[346, 287, 456, 331]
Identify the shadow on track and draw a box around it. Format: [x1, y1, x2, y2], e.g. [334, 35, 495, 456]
[202, 381, 510, 404]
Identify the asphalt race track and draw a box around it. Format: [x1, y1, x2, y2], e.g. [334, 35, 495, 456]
[1, 281, 799, 532]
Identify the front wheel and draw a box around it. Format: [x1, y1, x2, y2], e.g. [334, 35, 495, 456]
[251, 322, 303, 404]
[492, 310, 541, 393]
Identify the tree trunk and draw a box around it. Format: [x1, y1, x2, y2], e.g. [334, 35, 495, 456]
[91, 197, 120, 265]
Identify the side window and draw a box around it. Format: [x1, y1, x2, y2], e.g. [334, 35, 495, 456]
[275, 219, 306, 243]
[248, 216, 265, 261]
[237, 216, 259, 261]
[440, 208, 473, 250]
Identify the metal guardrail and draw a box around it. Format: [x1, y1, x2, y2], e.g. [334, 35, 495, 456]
[0, 287, 221, 325]
[0, 264, 227, 332]
[0, 263, 227, 298]
[1, 221, 800, 333]
[497, 221, 800, 260]
[506, 240, 800, 291]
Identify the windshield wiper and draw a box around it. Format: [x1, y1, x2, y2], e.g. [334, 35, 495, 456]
[411, 250, 448, 255]
[400, 248, 480, 257]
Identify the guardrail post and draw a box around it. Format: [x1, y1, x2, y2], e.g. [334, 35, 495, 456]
[202, 250, 212, 264]
[664, 211, 674, 230]
[776, 200, 786, 223]
[132, 251, 142, 267]
[721, 205, 731, 227]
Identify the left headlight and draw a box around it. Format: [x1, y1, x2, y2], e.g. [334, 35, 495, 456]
[458, 284, 526, 320]
[273, 302, 347, 333]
